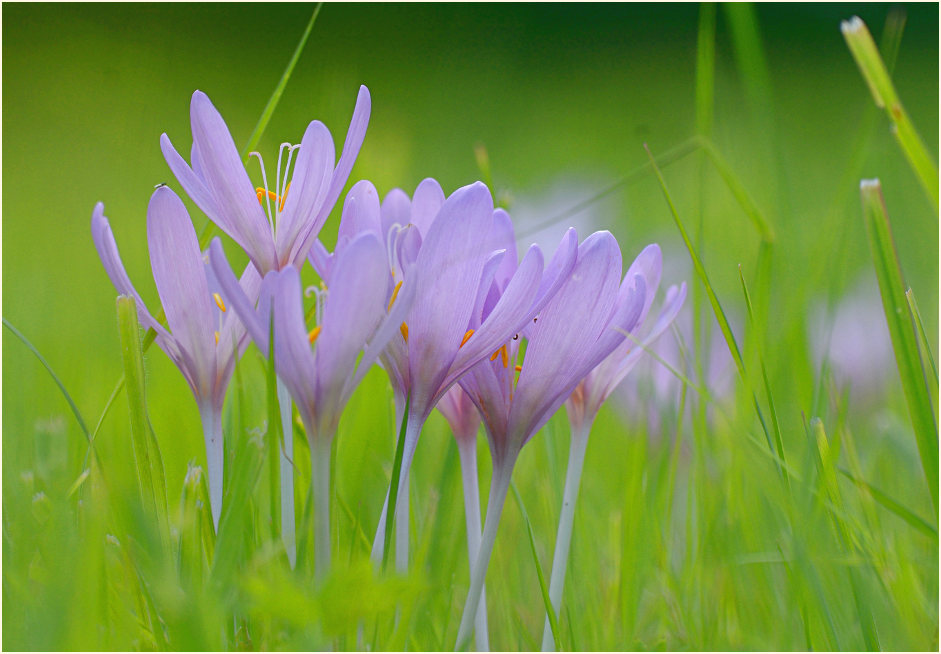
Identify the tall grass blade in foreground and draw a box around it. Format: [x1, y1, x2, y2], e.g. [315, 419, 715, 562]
[843, 16, 939, 212]
[860, 179, 938, 510]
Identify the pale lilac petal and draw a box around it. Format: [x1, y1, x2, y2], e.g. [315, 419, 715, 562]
[190, 91, 277, 273]
[530, 227, 579, 312]
[276, 120, 334, 263]
[160, 133, 224, 231]
[490, 209, 519, 288]
[470, 249, 507, 327]
[381, 188, 411, 241]
[582, 273, 648, 375]
[271, 268, 319, 429]
[216, 261, 263, 361]
[313, 233, 389, 429]
[507, 231, 623, 442]
[146, 186, 217, 395]
[336, 180, 382, 250]
[393, 224, 422, 277]
[209, 238, 269, 350]
[292, 86, 372, 265]
[409, 177, 446, 237]
[407, 182, 494, 415]
[438, 385, 481, 444]
[91, 202, 181, 362]
[624, 243, 662, 324]
[307, 239, 334, 283]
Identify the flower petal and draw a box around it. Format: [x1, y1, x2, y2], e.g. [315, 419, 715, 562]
[307, 239, 334, 283]
[410, 177, 446, 238]
[190, 91, 277, 273]
[159, 133, 226, 233]
[209, 238, 270, 351]
[271, 267, 319, 432]
[336, 180, 382, 251]
[381, 188, 411, 241]
[147, 186, 217, 396]
[624, 243, 662, 324]
[276, 119, 334, 264]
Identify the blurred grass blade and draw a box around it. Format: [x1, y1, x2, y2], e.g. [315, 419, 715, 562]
[383, 395, 410, 571]
[906, 287, 939, 414]
[3, 317, 91, 441]
[698, 136, 775, 242]
[695, 3, 716, 137]
[838, 467, 938, 539]
[116, 296, 168, 541]
[179, 463, 210, 587]
[645, 144, 781, 473]
[843, 17, 939, 211]
[510, 481, 562, 652]
[266, 313, 283, 541]
[739, 264, 788, 483]
[860, 180, 938, 509]
[240, 3, 323, 161]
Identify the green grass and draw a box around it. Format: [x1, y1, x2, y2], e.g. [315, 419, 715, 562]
[3, 3, 938, 651]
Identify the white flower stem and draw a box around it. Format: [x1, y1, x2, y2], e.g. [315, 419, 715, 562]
[457, 438, 490, 651]
[311, 435, 332, 580]
[276, 377, 296, 568]
[455, 461, 514, 651]
[540, 418, 592, 651]
[198, 403, 224, 531]
[371, 415, 422, 570]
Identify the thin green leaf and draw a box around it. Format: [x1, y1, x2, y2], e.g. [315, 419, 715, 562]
[383, 394, 410, 571]
[838, 467, 938, 540]
[843, 16, 939, 211]
[906, 288, 939, 415]
[860, 179, 938, 509]
[510, 481, 562, 652]
[694, 3, 716, 137]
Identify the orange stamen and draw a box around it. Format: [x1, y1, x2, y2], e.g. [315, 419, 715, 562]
[400, 322, 409, 342]
[255, 186, 286, 210]
[212, 292, 226, 312]
[515, 365, 522, 373]
[500, 344, 508, 368]
[214, 331, 220, 345]
[388, 280, 403, 311]
[308, 325, 322, 344]
[279, 181, 291, 212]
[460, 329, 475, 348]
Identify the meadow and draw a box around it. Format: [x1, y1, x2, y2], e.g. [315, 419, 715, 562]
[3, 3, 938, 651]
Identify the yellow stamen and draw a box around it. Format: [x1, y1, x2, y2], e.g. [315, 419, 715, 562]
[212, 292, 226, 312]
[515, 365, 522, 373]
[400, 322, 409, 342]
[279, 181, 291, 212]
[388, 280, 403, 311]
[308, 325, 322, 344]
[256, 186, 286, 209]
[214, 331, 220, 345]
[490, 349, 500, 362]
[500, 344, 508, 368]
[460, 329, 475, 348]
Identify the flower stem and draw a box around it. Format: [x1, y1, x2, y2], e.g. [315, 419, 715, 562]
[310, 436, 331, 580]
[455, 462, 513, 651]
[198, 403, 224, 530]
[276, 378, 296, 567]
[457, 438, 490, 651]
[371, 415, 423, 570]
[540, 418, 592, 651]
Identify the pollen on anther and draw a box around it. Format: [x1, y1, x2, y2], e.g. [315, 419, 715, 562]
[514, 365, 522, 373]
[500, 345, 508, 368]
[388, 280, 403, 311]
[214, 331, 220, 345]
[460, 329, 475, 348]
[400, 322, 409, 342]
[308, 325, 322, 344]
[212, 292, 226, 312]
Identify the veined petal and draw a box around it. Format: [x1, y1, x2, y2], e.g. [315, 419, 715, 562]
[271, 268, 319, 433]
[209, 238, 270, 351]
[582, 273, 648, 375]
[507, 231, 623, 444]
[147, 186, 217, 396]
[307, 239, 334, 284]
[190, 90, 277, 273]
[159, 133, 224, 232]
[624, 243, 662, 323]
[407, 182, 494, 414]
[291, 85, 372, 266]
[490, 209, 519, 288]
[216, 261, 263, 362]
[313, 232, 389, 430]
[530, 227, 579, 313]
[410, 177, 446, 238]
[276, 119, 334, 263]
[381, 188, 411, 242]
[336, 180, 382, 250]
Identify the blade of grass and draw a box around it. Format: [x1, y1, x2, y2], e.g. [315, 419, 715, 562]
[645, 144, 781, 476]
[838, 468, 938, 539]
[843, 16, 939, 212]
[383, 394, 410, 571]
[860, 179, 938, 509]
[695, 2, 716, 138]
[510, 481, 562, 652]
[906, 288, 939, 414]
[116, 296, 169, 546]
[739, 264, 788, 485]
[266, 313, 283, 542]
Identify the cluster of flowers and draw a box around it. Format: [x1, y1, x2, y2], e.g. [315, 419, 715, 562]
[92, 85, 686, 650]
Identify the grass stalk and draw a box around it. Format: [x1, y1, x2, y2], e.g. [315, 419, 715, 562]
[311, 435, 332, 580]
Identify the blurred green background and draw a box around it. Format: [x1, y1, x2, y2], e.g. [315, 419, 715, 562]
[3, 3, 938, 650]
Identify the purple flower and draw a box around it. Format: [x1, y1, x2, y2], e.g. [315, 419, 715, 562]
[455, 230, 649, 648]
[565, 244, 687, 432]
[91, 186, 261, 526]
[161, 86, 371, 274]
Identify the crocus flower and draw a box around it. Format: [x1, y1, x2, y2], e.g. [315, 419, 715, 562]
[161, 86, 371, 275]
[310, 179, 578, 571]
[540, 244, 686, 651]
[91, 186, 260, 527]
[454, 230, 649, 649]
[209, 231, 414, 577]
